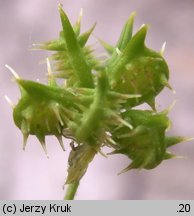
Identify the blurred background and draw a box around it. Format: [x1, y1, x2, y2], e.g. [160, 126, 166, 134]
[0, 0, 194, 200]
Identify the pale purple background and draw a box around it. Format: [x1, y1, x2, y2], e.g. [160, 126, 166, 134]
[0, 0, 194, 200]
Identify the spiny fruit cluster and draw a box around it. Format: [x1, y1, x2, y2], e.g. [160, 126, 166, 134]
[9, 4, 189, 184]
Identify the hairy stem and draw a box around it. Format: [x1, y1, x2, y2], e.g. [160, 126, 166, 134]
[64, 181, 80, 200]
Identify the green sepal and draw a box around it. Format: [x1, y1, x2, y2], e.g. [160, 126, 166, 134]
[36, 22, 95, 51]
[165, 136, 193, 147]
[116, 11, 136, 50]
[58, 4, 94, 88]
[99, 39, 114, 54]
[36, 39, 66, 51]
[73, 8, 84, 36]
[78, 23, 96, 47]
[106, 12, 136, 67]
[16, 79, 77, 107]
[164, 152, 177, 160]
[108, 24, 148, 79]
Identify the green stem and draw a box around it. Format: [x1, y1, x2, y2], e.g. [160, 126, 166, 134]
[64, 181, 80, 200]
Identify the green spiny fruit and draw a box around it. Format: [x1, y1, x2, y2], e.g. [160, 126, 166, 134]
[36, 5, 98, 88]
[111, 109, 186, 172]
[104, 13, 170, 109]
[13, 77, 79, 154]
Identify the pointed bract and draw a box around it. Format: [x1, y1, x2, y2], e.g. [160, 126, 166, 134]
[58, 4, 94, 88]
[117, 11, 136, 50]
[37, 135, 49, 158]
[56, 135, 65, 151]
[165, 136, 194, 147]
[78, 23, 96, 47]
[98, 39, 114, 54]
[22, 133, 29, 151]
[73, 8, 83, 36]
